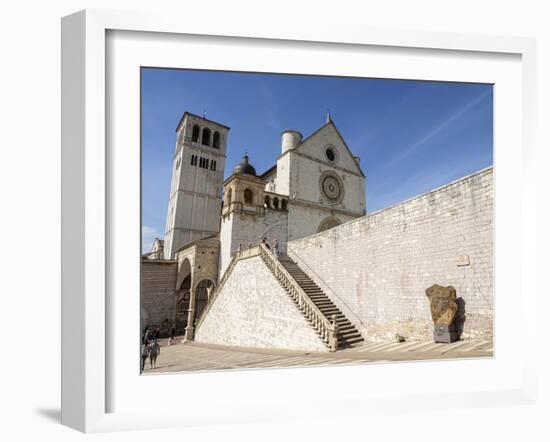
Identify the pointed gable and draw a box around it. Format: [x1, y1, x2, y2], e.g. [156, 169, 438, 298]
[295, 121, 364, 176]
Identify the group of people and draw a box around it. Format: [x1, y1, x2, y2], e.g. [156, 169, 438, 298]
[141, 327, 161, 370]
[261, 237, 280, 257]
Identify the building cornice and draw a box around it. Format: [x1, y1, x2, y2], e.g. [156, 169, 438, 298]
[170, 189, 223, 200]
[223, 172, 266, 187]
[174, 143, 227, 159]
[175, 111, 231, 133]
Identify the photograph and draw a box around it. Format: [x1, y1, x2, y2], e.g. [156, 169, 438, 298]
[140, 68, 494, 374]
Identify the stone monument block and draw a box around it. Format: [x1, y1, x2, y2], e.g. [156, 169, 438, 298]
[425, 284, 459, 343]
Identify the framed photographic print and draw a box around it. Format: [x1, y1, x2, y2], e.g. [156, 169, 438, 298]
[61, 9, 537, 433]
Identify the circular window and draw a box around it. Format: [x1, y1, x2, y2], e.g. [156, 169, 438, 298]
[325, 147, 336, 162]
[322, 175, 341, 200]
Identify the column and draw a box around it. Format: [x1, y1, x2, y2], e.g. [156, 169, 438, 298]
[184, 287, 197, 341]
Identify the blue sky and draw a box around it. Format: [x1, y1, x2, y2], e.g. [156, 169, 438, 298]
[141, 68, 493, 250]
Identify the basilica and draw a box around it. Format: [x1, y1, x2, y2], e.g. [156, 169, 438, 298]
[142, 111, 493, 352]
[144, 111, 366, 338]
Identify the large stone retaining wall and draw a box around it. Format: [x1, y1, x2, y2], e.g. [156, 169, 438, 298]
[195, 254, 327, 352]
[287, 167, 493, 342]
[141, 260, 178, 335]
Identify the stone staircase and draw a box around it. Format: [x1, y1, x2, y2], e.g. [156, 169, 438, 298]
[278, 254, 364, 349]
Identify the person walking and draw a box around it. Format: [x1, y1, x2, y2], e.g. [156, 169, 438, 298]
[148, 339, 161, 369]
[272, 239, 279, 258]
[141, 343, 149, 371]
[142, 328, 151, 345]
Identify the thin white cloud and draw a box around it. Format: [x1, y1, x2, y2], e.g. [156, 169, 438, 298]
[388, 90, 491, 166]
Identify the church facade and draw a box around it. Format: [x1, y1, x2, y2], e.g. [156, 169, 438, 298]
[218, 114, 366, 274]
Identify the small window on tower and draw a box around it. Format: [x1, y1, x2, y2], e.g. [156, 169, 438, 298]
[205, 158, 209, 169]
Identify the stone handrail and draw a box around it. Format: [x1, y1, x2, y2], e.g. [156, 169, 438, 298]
[194, 244, 338, 351]
[257, 244, 338, 352]
[287, 248, 365, 328]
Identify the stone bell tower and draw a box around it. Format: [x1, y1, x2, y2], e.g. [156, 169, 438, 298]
[219, 153, 268, 274]
[163, 112, 229, 259]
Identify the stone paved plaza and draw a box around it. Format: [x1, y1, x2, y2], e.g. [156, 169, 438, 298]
[143, 338, 493, 374]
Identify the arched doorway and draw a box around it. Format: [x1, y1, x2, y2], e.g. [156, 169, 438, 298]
[194, 279, 215, 324]
[175, 274, 192, 334]
[317, 216, 342, 233]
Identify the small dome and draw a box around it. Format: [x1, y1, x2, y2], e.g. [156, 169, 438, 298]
[233, 153, 257, 176]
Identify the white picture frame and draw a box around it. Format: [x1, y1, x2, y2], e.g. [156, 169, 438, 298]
[61, 9, 538, 433]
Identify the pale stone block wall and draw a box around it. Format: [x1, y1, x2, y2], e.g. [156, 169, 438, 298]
[195, 255, 327, 352]
[288, 167, 493, 342]
[219, 209, 288, 275]
[287, 204, 358, 242]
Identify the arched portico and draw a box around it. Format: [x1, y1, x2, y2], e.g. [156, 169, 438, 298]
[174, 236, 220, 342]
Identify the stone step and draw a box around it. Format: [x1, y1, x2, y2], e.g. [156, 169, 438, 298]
[338, 326, 356, 333]
[339, 336, 364, 344]
[340, 339, 364, 347]
[277, 255, 364, 351]
[313, 301, 335, 306]
[316, 304, 337, 310]
[339, 330, 362, 338]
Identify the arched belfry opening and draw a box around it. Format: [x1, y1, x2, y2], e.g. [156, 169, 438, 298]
[201, 127, 211, 146]
[244, 188, 253, 204]
[191, 124, 200, 142]
[212, 131, 220, 148]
